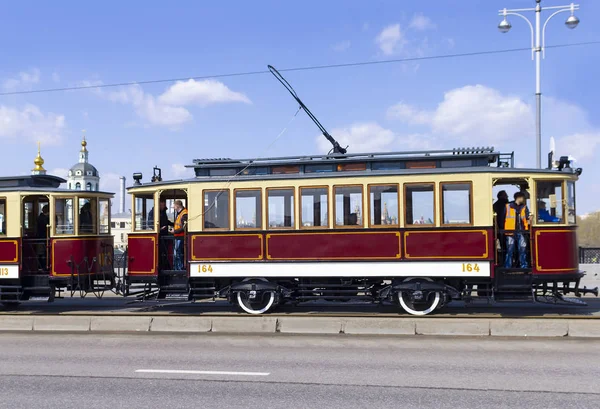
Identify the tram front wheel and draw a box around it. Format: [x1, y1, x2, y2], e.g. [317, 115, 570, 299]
[396, 278, 441, 316]
[236, 291, 276, 315]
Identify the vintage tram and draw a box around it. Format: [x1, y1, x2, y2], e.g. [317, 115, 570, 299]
[0, 153, 115, 306]
[124, 145, 597, 316]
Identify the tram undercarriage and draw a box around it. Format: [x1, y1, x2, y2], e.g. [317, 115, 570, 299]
[117, 271, 598, 316]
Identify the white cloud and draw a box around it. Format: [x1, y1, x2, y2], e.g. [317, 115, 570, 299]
[0, 104, 66, 144]
[332, 40, 351, 52]
[3, 68, 40, 91]
[409, 14, 436, 31]
[375, 24, 405, 55]
[52, 72, 60, 83]
[171, 163, 188, 178]
[556, 132, 600, 161]
[317, 122, 395, 153]
[81, 79, 250, 128]
[388, 85, 533, 145]
[158, 79, 251, 107]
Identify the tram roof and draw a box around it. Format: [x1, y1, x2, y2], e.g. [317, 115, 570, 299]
[128, 147, 581, 189]
[0, 175, 114, 195]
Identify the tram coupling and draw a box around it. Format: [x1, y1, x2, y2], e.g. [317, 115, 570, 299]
[575, 286, 599, 297]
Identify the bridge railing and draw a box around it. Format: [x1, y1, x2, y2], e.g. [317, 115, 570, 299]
[579, 247, 600, 264]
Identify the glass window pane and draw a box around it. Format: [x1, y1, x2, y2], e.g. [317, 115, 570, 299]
[268, 189, 294, 228]
[442, 183, 471, 224]
[134, 195, 154, 231]
[55, 198, 74, 235]
[0, 199, 6, 235]
[369, 185, 398, 226]
[204, 190, 229, 229]
[78, 198, 97, 234]
[235, 190, 261, 229]
[406, 184, 434, 225]
[335, 186, 362, 226]
[301, 187, 328, 228]
[567, 181, 576, 224]
[535, 181, 563, 223]
[99, 199, 110, 234]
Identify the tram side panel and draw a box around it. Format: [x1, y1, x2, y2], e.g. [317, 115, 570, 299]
[126, 234, 158, 280]
[531, 226, 579, 278]
[0, 238, 20, 302]
[51, 236, 115, 280]
[188, 228, 494, 280]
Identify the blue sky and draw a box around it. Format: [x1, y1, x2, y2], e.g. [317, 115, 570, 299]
[1, 0, 599, 214]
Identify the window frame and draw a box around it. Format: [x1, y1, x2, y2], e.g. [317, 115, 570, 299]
[53, 196, 76, 236]
[132, 193, 156, 232]
[404, 182, 437, 228]
[202, 189, 231, 231]
[566, 180, 576, 224]
[333, 184, 364, 229]
[266, 187, 296, 230]
[299, 185, 330, 229]
[367, 183, 400, 228]
[534, 179, 566, 226]
[440, 181, 473, 227]
[0, 197, 6, 236]
[233, 188, 263, 231]
[99, 197, 111, 235]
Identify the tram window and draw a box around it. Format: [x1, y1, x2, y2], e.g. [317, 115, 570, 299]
[204, 190, 229, 229]
[369, 185, 399, 226]
[300, 187, 328, 228]
[235, 189, 262, 229]
[55, 198, 74, 235]
[78, 198, 97, 234]
[268, 188, 294, 229]
[0, 199, 6, 235]
[405, 184, 435, 225]
[99, 198, 110, 234]
[134, 195, 154, 231]
[334, 185, 363, 227]
[567, 181, 576, 224]
[441, 182, 472, 225]
[535, 181, 563, 223]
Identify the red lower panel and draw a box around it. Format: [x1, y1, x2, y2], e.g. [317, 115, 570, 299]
[0, 239, 19, 263]
[52, 237, 114, 276]
[533, 228, 578, 274]
[192, 234, 263, 260]
[404, 230, 490, 259]
[267, 231, 401, 260]
[127, 235, 157, 275]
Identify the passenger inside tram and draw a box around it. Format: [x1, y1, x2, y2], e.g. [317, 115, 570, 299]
[79, 202, 94, 233]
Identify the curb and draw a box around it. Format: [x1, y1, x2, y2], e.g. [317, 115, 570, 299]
[0, 315, 599, 338]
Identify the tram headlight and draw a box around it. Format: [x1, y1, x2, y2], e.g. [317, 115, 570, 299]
[133, 172, 143, 185]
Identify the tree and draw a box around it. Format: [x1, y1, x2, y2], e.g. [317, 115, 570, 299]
[577, 211, 600, 247]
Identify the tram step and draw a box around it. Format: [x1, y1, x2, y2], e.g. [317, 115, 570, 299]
[23, 286, 52, 291]
[163, 293, 190, 300]
[28, 296, 50, 301]
[160, 284, 189, 291]
[161, 270, 188, 276]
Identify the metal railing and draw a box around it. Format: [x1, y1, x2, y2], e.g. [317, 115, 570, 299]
[579, 247, 600, 264]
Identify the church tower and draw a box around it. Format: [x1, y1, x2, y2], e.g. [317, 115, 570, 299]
[31, 142, 46, 175]
[67, 131, 100, 191]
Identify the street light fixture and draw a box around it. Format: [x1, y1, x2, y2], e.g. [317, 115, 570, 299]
[497, 0, 580, 169]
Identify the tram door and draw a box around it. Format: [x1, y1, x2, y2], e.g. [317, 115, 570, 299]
[21, 195, 50, 274]
[492, 179, 532, 269]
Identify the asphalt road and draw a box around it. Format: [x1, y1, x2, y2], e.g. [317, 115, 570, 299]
[0, 333, 598, 408]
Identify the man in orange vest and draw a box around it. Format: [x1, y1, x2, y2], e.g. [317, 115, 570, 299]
[503, 192, 532, 268]
[172, 200, 188, 270]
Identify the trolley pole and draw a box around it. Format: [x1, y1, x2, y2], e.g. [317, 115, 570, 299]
[497, 0, 580, 169]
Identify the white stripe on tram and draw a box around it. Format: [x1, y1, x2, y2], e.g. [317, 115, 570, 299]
[135, 369, 270, 376]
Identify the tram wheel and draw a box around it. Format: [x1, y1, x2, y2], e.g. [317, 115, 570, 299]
[235, 278, 276, 315]
[396, 278, 441, 316]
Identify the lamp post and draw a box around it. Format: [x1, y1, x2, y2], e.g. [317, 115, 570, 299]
[498, 0, 580, 169]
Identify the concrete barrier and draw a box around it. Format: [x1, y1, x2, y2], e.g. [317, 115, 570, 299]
[0, 315, 598, 337]
[34, 316, 91, 332]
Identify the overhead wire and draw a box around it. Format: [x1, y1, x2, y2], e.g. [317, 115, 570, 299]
[1, 40, 599, 97]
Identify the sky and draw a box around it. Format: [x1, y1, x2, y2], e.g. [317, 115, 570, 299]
[0, 0, 599, 214]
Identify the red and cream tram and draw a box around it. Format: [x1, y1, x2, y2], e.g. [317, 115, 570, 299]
[0, 170, 114, 306]
[125, 145, 597, 315]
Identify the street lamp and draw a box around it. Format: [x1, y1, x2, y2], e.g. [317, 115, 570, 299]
[497, 0, 580, 169]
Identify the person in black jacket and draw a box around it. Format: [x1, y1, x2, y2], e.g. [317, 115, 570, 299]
[156, 200, 174, 270]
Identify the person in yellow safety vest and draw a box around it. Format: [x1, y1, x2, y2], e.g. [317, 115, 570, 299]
[172, 200, 188, 270]
[502, 191, 532, 269]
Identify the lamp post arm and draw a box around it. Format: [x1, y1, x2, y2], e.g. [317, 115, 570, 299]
[504, 12, 535, 59]
[542, 8, 571, 58]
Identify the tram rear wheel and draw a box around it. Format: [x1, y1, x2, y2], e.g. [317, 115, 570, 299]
[396, 278, 441, 316]
[235, 278, 276, 315]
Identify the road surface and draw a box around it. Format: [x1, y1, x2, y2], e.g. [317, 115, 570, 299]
[0, 333, 597, 408]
